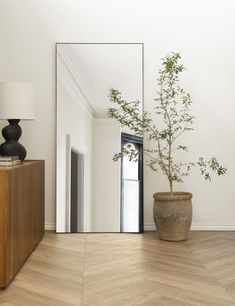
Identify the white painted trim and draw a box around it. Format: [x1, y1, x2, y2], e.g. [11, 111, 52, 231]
[47, 223, 235, 232]
[57, 66, 93, 119]
[57, 45, 100, 116]
[45, 223, 56, 231]
[94, 118, 118, 123]
[144, 223, 235, 232]
[144, 223, 156, 231]
[190, 224, 235, 231]
[65, 134, 71, 232]
[65, 133, 86, 232]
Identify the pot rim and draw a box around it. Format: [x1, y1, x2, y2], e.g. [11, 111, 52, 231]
[153, 192, 192, 201]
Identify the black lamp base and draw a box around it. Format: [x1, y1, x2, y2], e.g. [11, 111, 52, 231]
[0, 119, 26, 161]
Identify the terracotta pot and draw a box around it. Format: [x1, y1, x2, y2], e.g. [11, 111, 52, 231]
[153, 192, 192, 241]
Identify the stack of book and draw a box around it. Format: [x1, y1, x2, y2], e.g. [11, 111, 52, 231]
[0, 156, 21, 167]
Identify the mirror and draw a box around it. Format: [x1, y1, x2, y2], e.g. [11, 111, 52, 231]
[56, 43, 144, 232]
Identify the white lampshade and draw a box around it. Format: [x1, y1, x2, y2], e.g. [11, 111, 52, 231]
[0, 82, 35, 120]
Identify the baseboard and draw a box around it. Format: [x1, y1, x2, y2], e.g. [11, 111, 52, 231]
[144, 223, 235, 231]
[190, 224, 235, 231]
[45, 223, 56, 231]
[45, 223, 235, 232]
[144, 223, 157, 231]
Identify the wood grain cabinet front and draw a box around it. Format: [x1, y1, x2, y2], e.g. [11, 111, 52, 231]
[0, 160, 45, 288]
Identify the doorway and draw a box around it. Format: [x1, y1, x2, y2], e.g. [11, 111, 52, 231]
[121, 132, 143, 233]
[70, 149, 84, 232]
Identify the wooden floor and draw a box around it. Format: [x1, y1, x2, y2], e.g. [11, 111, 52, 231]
[1, 232, 235, 306]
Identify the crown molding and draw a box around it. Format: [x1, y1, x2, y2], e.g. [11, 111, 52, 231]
[57, 45, 101, 117]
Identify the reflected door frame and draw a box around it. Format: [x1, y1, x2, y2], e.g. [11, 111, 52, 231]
[66, 133, 86, 232]
[121, 132, 143, 233]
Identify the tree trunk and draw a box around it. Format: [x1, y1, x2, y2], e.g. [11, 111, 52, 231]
[169, 179, 173, 196]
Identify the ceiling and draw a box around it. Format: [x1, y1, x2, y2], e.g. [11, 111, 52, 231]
[65, 43, 143, 117]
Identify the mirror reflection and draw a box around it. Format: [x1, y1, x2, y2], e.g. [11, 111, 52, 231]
[56, 43, 143, 232]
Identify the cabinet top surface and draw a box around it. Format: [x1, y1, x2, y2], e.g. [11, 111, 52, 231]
[0, 160, 44, 171]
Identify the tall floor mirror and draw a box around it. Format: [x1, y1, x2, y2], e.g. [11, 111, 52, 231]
[56, 43, 144, 233]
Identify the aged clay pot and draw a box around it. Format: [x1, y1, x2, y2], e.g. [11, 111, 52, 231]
[153, 192, 192, 241]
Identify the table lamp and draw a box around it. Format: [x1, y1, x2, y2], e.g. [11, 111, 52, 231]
[0, 82, 35, 160]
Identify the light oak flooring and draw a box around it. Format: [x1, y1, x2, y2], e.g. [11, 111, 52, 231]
[1, 231, 235, 306]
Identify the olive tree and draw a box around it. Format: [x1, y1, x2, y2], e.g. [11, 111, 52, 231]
[107, 53, 226, 195]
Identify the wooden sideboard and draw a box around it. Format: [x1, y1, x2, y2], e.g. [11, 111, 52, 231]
[0, 160, 45, 288]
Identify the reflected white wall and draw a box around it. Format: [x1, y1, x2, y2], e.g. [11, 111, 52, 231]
[56, 43, 142, 232]
[56, 55, 93, 232]
[92, 119, 121, 232]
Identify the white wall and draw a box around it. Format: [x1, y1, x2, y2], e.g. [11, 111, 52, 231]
[57, 55, 93, 232]
[57, 46, 122, 232]
[92, 119, 121, 232]
[1, 0, 235, 230]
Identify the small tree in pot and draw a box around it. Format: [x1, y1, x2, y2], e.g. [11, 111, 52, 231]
[107, 52, 227, 241]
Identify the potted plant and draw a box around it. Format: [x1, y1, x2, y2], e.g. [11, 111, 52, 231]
[107, 52, 227, 241]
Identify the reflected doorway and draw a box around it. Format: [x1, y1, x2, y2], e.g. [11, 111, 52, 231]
[121, 133, 143, 233]
[70, 149, 84, 233]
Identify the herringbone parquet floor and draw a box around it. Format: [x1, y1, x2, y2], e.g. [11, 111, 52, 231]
[0, 231, 235, 306]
